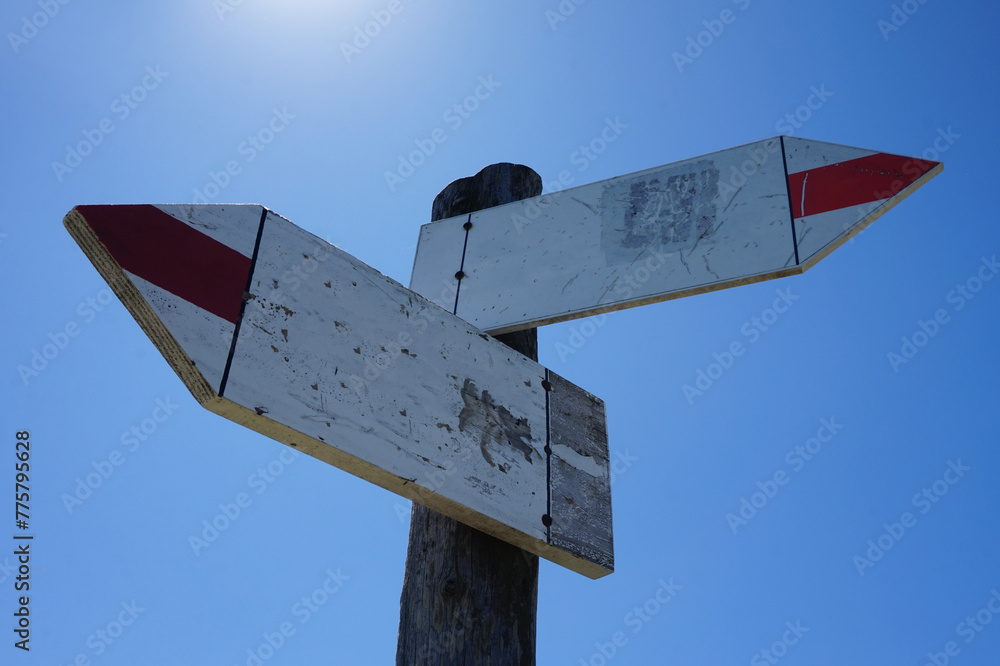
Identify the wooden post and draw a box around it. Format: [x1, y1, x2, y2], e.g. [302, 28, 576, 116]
[396, 163, 542, 665]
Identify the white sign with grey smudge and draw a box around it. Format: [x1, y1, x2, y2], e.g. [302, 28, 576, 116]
[410, 136, 942, 334]
[64, 203, 613, 579]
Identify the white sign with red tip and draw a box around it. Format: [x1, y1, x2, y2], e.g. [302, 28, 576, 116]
[64, 204, 614, 579]
[409, 136, 942, 334]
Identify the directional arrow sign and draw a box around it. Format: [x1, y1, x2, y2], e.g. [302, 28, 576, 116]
[64, 204, 613, 579]
[410, 136, 942, 334]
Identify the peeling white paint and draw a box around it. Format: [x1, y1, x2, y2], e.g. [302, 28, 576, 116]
[550, 443, 603, 479]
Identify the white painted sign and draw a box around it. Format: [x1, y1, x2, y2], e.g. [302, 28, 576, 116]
[410, 136, 943, 334]
[64, 204, 613, 579]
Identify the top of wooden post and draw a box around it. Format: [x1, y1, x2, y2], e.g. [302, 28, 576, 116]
[432, 163, 542, 222]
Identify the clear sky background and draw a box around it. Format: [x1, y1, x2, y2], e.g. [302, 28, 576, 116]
[3, 0, 999, 664]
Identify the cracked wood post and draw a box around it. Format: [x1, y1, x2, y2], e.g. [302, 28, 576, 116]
[396, 163, 542, 665]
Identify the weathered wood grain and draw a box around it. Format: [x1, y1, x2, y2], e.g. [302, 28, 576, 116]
[546, 370, 613, 574]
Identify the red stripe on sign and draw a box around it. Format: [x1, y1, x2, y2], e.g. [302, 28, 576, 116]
[76, 205, 252, 324]
[787, 153, 938, 219]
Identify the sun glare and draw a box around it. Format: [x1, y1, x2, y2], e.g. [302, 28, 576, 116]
[212, 0, 358, 26]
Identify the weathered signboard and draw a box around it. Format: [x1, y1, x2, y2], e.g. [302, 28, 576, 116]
[64, 204, 613, 578]
[410, 136, 942, 334]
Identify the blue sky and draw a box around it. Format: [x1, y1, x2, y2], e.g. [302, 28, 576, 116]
[3, 0, 999, 664]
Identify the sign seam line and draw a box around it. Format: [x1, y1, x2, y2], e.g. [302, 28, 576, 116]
[544, 368, 552, 544]
[452, 214, 472, 314]
[219, 207, 269, 397]
[779, 136, 802, 266]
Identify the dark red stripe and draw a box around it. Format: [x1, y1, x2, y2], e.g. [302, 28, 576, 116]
[77, 205, 251, 324]
[787, 153, 938, 219]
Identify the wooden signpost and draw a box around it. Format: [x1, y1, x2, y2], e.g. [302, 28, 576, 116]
[63, 134, 942, 664]
[410, 137, 942, 334]
[398, 163, 548, 666]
